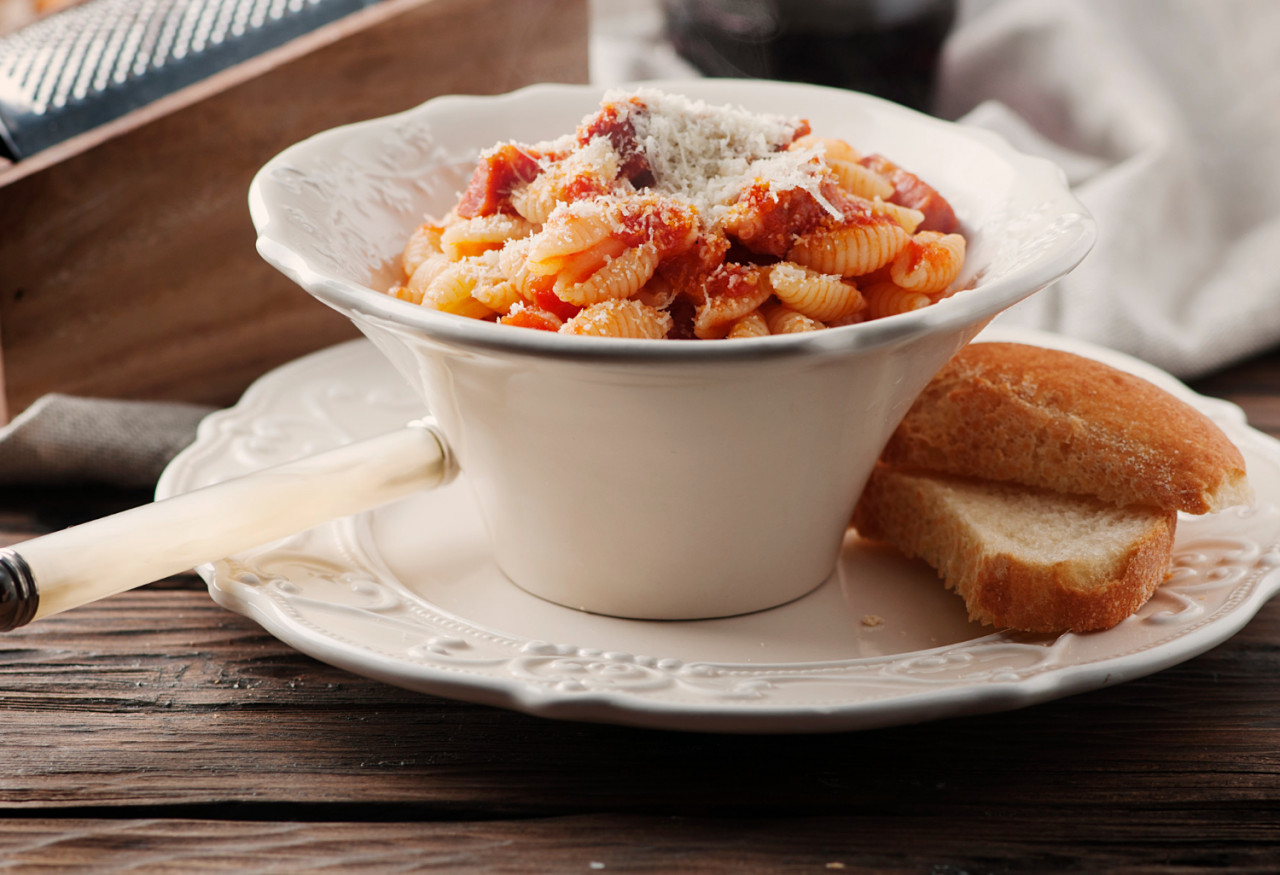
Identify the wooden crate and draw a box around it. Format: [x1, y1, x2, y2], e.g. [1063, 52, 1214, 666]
[0, 0, 588, 422]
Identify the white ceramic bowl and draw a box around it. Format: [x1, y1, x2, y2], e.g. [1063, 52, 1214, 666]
[248, 79, 1094, 620]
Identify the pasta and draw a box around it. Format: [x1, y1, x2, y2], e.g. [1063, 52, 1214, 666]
[440, 213, 536, 260]
[861, 280, 934, 320]
[793, 136, 897, 201]
[726, 311, 770, 339]
[401, 221, 446, 277]
[764, 302, 824, 334]
[510, 136, 621, 224]
[692, 263, 772, 339]
[399, 251, 452, 304]
[766, 262, 864, 322]
[415, 260, 496, 319]
[870, 198, 925, 234]
[787, 212, 911, 278]
[561, 299, 673, 338]
[499, 301, 564, 331]
[389, 89, 969, 339]
[888, 230, 967, 295]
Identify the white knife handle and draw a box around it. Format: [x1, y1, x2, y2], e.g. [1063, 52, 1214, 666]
[0, 421, 456, 629]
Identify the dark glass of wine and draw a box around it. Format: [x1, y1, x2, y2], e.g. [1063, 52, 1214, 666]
[663, 0, 958, 114]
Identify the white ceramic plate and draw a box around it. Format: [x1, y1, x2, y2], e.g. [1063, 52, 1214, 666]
[157, 326, 1280, 733]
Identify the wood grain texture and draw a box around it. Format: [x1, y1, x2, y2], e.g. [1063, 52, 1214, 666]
[0, 0, 589, 421]
[0, 814, 1277, 873]
[0, 346, 1277, 870]
[0, 567, 1278, 814]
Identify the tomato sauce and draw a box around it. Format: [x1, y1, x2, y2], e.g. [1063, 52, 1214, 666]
[576, 102, 650, 181]
[500, 307, 562, 332]
[532, 287, 583, 322]
[859, 154, 958, 233]
[457, 144, 544, 218]
[728, 180, 831, 257]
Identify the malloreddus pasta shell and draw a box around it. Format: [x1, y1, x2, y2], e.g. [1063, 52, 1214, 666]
[510, 137, 622, 224]
[555, 244, 663, 307]
[523, 196, 698, 307]
[791, 137, 897, 204]
[889, 230, 967, 295]
[829, 160, 896, 201]
[788, 216, 911, 278]
[726, 311, 770, 339]
[764, 302, 823, 334]
[766, 262, 865, 323]
[870, 198, 925, 234]
[791, 135, 861, 163]
[691, 264, 771, 339]
[414, 250, 520, 318]
[400, 252, 452, 305]
[401, 221, 446, 278]
[416, 261, 495, 319]
[440, 214, 536, 260]
[561, 299, 672, 338]
[861, 281, 933, 320]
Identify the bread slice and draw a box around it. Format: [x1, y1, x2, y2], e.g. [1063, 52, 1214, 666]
[852, 466, 1177, 633]
[881, 342, 1252, 514]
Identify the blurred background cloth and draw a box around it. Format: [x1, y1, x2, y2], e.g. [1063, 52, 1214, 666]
[594, 0, 1280, 379]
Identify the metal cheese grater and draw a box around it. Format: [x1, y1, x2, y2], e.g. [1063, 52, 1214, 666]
[0, 0, 381, 160]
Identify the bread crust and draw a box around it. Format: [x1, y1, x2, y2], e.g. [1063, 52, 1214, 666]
[960, 514, 1175, 633]
[880, 342, 1251, 514]
[852, 466, 1177, 633]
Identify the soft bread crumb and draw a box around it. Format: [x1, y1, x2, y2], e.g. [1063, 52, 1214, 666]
[853, 467, 1176, 633]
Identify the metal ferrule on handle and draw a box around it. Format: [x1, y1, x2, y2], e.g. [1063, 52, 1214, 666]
[0, 550, 38, 631]
[0, 421, 455, 631]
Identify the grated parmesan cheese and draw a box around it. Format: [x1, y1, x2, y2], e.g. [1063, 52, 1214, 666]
[600, 88, 837, 218]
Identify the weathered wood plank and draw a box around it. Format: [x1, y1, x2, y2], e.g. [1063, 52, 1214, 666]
[0, 584, 1277, 813]
[0, 344, 1277, 872]
[0, 0, 589, 421]
[0, 814, 1276, 873]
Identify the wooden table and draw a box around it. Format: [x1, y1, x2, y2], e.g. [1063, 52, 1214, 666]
[2, 344, 1279, 872]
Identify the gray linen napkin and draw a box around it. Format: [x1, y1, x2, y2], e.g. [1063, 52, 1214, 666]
[0, 394, 214, 489]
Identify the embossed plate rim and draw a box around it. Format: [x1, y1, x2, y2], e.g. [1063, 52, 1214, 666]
[157, 326, 1280, 733]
